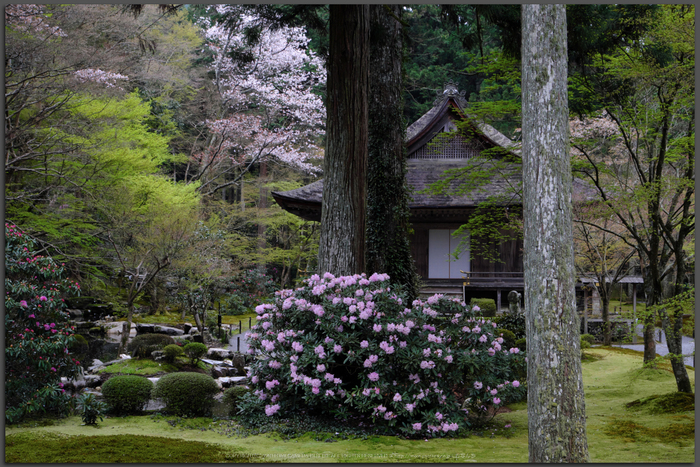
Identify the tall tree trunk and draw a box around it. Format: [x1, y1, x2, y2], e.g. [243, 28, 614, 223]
[601, 289, 611, 346]
[522, 5, 590, 462]
[366, 4, 419, 300]
[318, 5, 370, 276]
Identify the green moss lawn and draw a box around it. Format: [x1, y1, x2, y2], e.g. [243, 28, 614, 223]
[5, 347, 694, 463]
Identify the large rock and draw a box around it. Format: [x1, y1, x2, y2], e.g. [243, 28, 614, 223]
[207, 348, 234, 360]
[135, 324, 184, 336]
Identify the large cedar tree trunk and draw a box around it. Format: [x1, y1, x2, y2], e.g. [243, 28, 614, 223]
[366, 4, 419, 299]
[317, 5, 370, 276]
[521, 5, 590, 462]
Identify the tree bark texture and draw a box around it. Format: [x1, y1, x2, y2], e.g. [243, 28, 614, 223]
[317, 5, 370, 276]
[366, 4, 419, 299]
[522, 5, 590, 463]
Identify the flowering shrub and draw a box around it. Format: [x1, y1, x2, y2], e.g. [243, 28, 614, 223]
[4, 223, 82, 423]
[240, 272, 526, 438]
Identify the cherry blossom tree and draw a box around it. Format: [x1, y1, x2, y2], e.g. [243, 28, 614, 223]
[186, 6, 326, 197]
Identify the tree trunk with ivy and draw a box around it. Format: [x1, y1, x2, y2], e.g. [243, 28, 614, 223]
[522, 4, 590, 462]
[317, 5, 370, 276]
[366, 4, 420, 299]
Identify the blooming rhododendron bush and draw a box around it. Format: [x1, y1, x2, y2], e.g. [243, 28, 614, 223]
[241, 272, 526, 438]
[5, 223, 82, 423]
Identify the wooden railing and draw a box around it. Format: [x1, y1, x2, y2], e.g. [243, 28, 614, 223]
[459, 271, 524, 287]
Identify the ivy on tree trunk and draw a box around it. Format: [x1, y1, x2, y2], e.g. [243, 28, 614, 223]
[521, 4, 590, 462]
[366, 4, 420, 300]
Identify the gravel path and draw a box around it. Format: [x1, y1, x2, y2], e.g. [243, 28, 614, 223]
[612, 325, 695, 367]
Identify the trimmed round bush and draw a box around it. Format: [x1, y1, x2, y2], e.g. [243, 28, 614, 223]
[515, 337, 527, 352]
[223, 386, 251, 416]
[128, 333, 175, 359]
[163, 344, 184, 363]
[152, 372, 220, 416]
[183, 342, 208, 364]
[581, 333, 595, 346]
[470, 298, 497, 317]
[102, 375, 154, 415]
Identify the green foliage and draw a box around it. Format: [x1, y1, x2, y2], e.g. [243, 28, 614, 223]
[515, 338, 526, 352]
[75, 393, 107, 426]
[223, 386, 252, 415]
[4, 223, 82, 424]
[625, 392, 695, 415]
[581, 334, 596, 346]
[151, 372, 220, 416]
[102, 375, 154, 415]
[470, 298, 497, 317]
[229, 269, 278, 309]
[220, 294, 248, 316]
[163, 344, 184, 363]
[493, 311, 526, 340]
[183, 342, 208, 365]
[127, 333, 176, 359]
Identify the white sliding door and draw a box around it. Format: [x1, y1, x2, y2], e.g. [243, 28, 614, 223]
[428, 229, 470, 278]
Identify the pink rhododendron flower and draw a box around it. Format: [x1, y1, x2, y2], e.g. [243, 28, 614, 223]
[413, 422, 422, 431]
[317, 364, 326, 372]
[474, 381, 483, 390]
[265, 404, 280, 416]
[493, 397, 501, 405]
[368, 372, 379, 381]
[512, 380, 520, 388]
[393, 393, 402, 402]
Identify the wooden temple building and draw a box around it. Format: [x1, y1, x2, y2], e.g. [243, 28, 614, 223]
[272, 82, 599, 311]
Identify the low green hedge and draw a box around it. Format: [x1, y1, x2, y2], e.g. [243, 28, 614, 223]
[102, 375, 154, 415]
[128, 333, 176, 359]
[151, 372, 219, 416]
[470, 298, 497, 317]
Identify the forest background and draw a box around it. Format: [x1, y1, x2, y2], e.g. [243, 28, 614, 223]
[4, 4, 694, 339]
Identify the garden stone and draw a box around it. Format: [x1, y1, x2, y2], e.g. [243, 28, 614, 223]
[151, 350, 166, 362]
[183, 323, 192, 334]
[135, 323, 155, 334]
[207, 348, 234, 360]
[152, 325, 184, 336]
[84, 375, 101, 388]
[88, 359, 104, 372]
[67, 309, 83, 319]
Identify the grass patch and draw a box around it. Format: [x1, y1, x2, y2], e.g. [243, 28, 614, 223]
[604, 419, 694, 446]
[96, 359, 180, 375]
[6, 348, 696, 463]
[5, 432, 258, 463]
[625, 392, 695, 414]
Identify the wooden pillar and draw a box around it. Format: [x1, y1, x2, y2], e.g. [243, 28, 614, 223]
[583, 287, 588, 335]
[632, 283, 637, 343]
[497, 289, 501, 314]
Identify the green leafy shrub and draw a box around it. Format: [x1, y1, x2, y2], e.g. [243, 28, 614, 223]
[492, 310, 526, 339]
[226, 269, 279, 312]
[220, 294, 248, 316]
[5, 223, 82, 424]
[470, 298, 497, 317]
[128, 333, 175, 359]
[183, 342, 208, 365]
[163, 344, 184, 363]
[102, 375, 154, 415]
[75, 393, 107, 425]
[581, 333, 595, 346]
[223, 386, 251, 415]
[151, 372, 220, 416]
[515, 338, 527, 352]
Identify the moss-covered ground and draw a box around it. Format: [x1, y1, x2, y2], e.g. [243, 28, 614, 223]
[5, 348, 694, 463]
